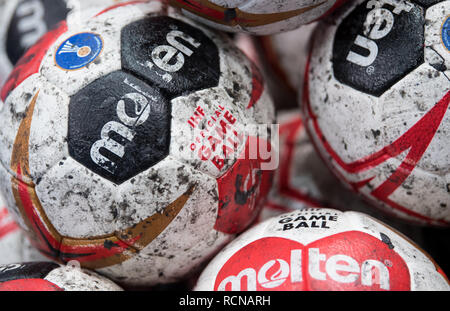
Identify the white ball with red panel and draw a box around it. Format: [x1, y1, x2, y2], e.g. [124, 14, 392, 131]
[0, 0, 128, 88]
[0, 1, 275, 287]
[303, 0, 450, 226]
[0, 261, 123, 291]
[169, 0, 346, 35]
[260, 111, 427, 246]
[195, 208, 449, 291]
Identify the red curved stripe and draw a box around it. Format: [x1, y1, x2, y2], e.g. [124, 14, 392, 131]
[0, 279, 63, 291]
[1, 22, 67, 102]
[278, 117, 323, 207]
[303, 48, 449, 225]
[247, 63, 264, 109]
[94, 0, 150, 17]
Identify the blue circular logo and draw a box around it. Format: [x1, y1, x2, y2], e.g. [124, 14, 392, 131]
[442, 16, 450, 52]
[55, 33, 103, 70]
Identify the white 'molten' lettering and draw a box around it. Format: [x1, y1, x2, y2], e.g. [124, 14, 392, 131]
[151, 29, 201, 78]
[0, 263, 23, 273]
[346, 35, 379, 67]
[346, 0, 413, 67]
[257, 259, 290, 289]
[218, 268, 257, 291]
[16, 0, 47, 49]
[309, 248, 326, 281]
[218, 248, 391, 290]
[326, 254, 360, 283]
[361, 260, 390, 289]
[90, 92, 150, 174]
[116, 93, 150, 127]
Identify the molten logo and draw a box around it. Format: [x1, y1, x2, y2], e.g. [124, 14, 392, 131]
[346, 0, 414, 67]
[332, 0, 424, 96]
[149, 29, 201, 83]
[214, 232, 411, 291]
[90, 91, 152, 175]
[15, 0, 47, 50]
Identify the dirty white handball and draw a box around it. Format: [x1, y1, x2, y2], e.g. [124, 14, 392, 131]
[258, 23, 316, 96]
[303, 0, 450, 226]
[0, 1, 275, 286]
[0, 262, 123, 291]
[0, 0, 128, 87]
[169, 0, 345, 35]
[195, 208, 450, 291]
[259, 111, 426, 245]
[244, 25, 316, 110]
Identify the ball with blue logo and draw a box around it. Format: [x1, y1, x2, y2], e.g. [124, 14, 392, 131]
[55, 32, 103, 70]
[442, 16, 450, 51]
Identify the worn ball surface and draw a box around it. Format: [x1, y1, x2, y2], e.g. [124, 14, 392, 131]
[169, 0, 346, 35]
[303, 0, 450, 226]
[0, 0, 128, 87]
[0, 1, 275, 286]
[260, 111, 426, 247]
[195, 208, 450, 291]
[0, 261, 123, 291]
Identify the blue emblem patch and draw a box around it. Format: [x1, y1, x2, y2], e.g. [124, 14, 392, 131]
[442, 16, 450, 52]
[55, 33, 103, 70]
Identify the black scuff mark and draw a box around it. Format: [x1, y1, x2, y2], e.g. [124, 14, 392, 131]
[380, 232, 395, 249]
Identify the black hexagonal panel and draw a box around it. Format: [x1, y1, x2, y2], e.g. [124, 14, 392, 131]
[6, 0, 70, 65]
[121, 16, 220, 99]
[69, 71, 171, 184]
[0, 262, 59, 282]
[332, 0, 425, 97]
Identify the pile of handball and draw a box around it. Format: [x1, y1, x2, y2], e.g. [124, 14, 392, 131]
[0, 0, 448, 291]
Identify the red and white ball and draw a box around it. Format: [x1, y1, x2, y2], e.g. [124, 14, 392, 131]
[258, 23, 316, 96]
[0, 261, 123, 291]
[260, 111, 426, 247]
[303, 0, 450, 226]
[0, 0, 127, 87]
[195, 208, 450, 291]
[0, 1, 275, 287]
[169, 0, 346, 35]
